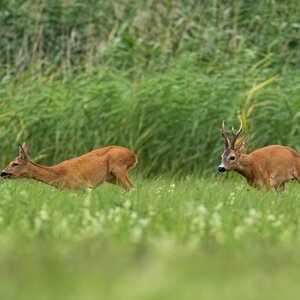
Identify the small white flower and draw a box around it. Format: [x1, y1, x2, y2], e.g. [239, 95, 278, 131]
[114, 207, 121, 214]
[197, 205, 207, 215]
[210, 212, 222, 229]
[229, 191, 235, 198]
[149, 210, 155, 217]
[34, 217, 43, 230]
[139, 218, 150, 227]
[19, 190, 29, 199]
[167, 183, 175, 193]
[130, 212, 138, 220]
[267, 214, 276, 221]
[272, 220, 282, 228]
[83, 194, 91, 207]
[114, 215, 121, 223]
[123, 200, 131, 210]
[39, 209, 49, 221]
[234, 226, 244, 239]
[214, 202, 223, 211]
[131, 226, 143, 242]
[249, 209, 261, 219]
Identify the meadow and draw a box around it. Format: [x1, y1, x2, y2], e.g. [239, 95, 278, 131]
[1, 0, 300, 299]
[0, 177, 300, 300]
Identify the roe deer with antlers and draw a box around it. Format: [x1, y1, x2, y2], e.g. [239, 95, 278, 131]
[1, 143, 138, 190]
[218, 121, 300, 191]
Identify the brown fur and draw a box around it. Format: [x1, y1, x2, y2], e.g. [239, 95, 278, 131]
[1, 143, 138, 190]
[219, 121, 300, 191]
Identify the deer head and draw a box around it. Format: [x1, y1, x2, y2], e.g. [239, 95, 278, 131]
[1, 143, 30, 179]
[218, 120, 250, 173]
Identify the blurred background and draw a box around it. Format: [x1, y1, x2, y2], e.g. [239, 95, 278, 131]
[0, 0, 299, 175]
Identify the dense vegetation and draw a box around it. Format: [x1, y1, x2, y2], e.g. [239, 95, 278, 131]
[0, 2, 300, 299]
[0, 0, 299, 176]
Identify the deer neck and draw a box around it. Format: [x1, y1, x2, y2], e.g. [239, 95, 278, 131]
[26, 161, 61, 187]
[234, 154, 256, 182]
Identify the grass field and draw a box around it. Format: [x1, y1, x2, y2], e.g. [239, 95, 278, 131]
[1, 1, 300, 299]
[0, 176, 299, 300]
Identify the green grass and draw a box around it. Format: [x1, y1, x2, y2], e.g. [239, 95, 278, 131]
[0, 176, 300, 300]
[1, 1, 300, 298]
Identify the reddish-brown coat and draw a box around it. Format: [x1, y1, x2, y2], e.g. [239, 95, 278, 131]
[1, 143, 138, 190]
[219, 121, 300, 191]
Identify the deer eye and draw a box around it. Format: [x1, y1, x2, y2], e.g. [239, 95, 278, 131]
[229, 156, 235, 161]
[12, 162, 19, 167]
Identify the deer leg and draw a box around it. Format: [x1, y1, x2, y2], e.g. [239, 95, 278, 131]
[110, 168, 133, 190]
[262, 176, 271, 191]
[106, 174, 117, 185]
[275, 182, 286, 193]
[293, 168, 300, 184]
[294, 159, 300, 184]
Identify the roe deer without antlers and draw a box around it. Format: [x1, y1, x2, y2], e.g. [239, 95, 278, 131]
[1, 143, 138, 190]
[218, 121, 300, 191]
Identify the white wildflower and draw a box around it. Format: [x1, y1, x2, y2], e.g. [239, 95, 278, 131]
[139, 218, 150, 227]
[107, 208, 114, 221]
[210, 212, 222, 229]
[244, 217, 254, 225]
[34, 217, 43, 231]
[214, 202, 223, 211]
[233, 226, 244, 239]
[114, 207, 121, 214]
[155, 186, 163, 197]
[114, 215, 121, 223]
[19, 190, 29, 199]
[244, 209, 261, 225]
[267, 214, 276, 221]
[249, 209, 261, 219]
[131, 226, 143, 242]
[191, 216, 206, 231]
[123, 200, 131, 210]
[272, 220, 282, 228]
[228, 192, 236, 205]
[83, 194, 91, 207]
[197, 204, 207, 215]
[229, 192, 235, 199]
[130, 211, 138, 220]
[168, 183, 175, 193]
[39, 209, 49, 221]
[149, 210, 155, 217]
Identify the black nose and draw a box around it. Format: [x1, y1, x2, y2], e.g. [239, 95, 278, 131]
[0, 171, 7, 177]
[218, 167, 226, 173]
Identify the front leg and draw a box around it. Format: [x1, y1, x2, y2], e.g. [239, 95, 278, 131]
[275, 182, 285, 193]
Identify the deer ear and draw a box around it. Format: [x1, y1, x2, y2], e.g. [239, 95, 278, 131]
[236, 135, 250, 153]
[19, 142, 29, 160]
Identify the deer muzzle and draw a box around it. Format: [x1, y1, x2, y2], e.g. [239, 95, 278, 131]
[0, 171, 12, 179]
[218, 164, 226, 173]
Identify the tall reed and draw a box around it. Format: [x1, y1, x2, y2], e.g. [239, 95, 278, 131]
[0, 57, 299, 176]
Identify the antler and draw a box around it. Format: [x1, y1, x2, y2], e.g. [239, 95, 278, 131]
[221, 120, 231, 149]
[231, 119, 243, 149]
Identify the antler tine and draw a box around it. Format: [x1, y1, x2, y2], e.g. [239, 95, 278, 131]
[221, 120, 231, 149]
[231, 119, 243, 149]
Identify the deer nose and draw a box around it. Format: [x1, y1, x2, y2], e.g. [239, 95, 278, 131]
[218, 167, 226, 173]
[0, 171, 7, 177]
